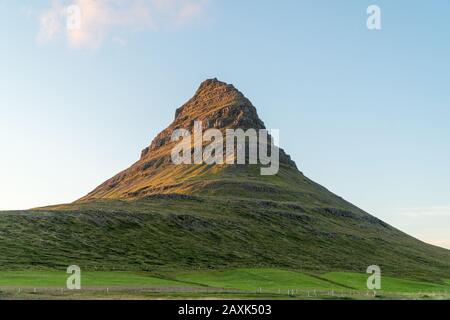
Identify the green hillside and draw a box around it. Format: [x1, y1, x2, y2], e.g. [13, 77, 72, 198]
[1, 79, 448, 293]
[1, 165, 449, 282]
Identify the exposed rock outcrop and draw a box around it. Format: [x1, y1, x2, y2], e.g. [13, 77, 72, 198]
[78, 78, 296, 201]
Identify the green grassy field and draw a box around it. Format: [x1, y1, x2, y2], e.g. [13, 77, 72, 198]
[1, 268, 448, 297]
[0, 270, 185, 287]
[176, 268, 344, 291]
[321, 272, 450, 293]
[176, 269, 450, 294]
[2, 194, 450, 283]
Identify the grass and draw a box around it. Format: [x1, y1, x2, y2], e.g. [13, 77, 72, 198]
[321, 272, 450, 293]
[0, 271, 185, 287]
[1, 268, 448, 296]
[176, 268, 344, 291]
[1, 194, 450, 282]
[1, 166, 450, 282]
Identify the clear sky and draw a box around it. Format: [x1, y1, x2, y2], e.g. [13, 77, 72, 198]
[1, 0, 449, 249]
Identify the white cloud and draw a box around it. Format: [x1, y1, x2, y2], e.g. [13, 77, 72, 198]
[153, 0, 208, 26]
[421, 238, 450, 249]
[175, 0, 207, 26]
[398, 205, 450, 218]
[37, 0, 65, 44]
[112, 35, 127, 47]
[381, 205, 450, 249]
[37, 0, 209, 49]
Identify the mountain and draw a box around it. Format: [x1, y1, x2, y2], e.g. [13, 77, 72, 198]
[1, 79, 449, 282]
[78, 78, 296, 201]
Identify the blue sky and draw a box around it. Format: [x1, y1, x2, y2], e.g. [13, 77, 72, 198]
[1, 0, 449, 249]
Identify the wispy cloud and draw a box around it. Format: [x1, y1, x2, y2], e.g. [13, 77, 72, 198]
[36, 0, 209, 49]
[175, 0, 207, 26]
[384, 205, 450, 249]
[397, 205, 450, 218]
[421, 238, 450, 249]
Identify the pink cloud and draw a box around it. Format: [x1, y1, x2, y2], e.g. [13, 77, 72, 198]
[176, 0, 207, 26]
[37, 0, 209, 49]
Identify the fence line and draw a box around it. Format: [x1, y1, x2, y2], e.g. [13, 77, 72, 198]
[1, 286, 448, 299]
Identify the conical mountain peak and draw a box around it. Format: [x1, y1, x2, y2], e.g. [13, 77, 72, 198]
[174, 78, 258, 127]
[145, 79, 266, 156]
[79, 79, 296, 202]
[194, 78, 247, 104]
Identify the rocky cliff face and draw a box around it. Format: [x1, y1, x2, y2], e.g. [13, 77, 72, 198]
[78, 78, 296, 201]
[141, 79, 280, 159]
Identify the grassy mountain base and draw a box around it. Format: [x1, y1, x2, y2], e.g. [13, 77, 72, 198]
[1, 193, 449, 282]
[0, 268, 449, 300]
